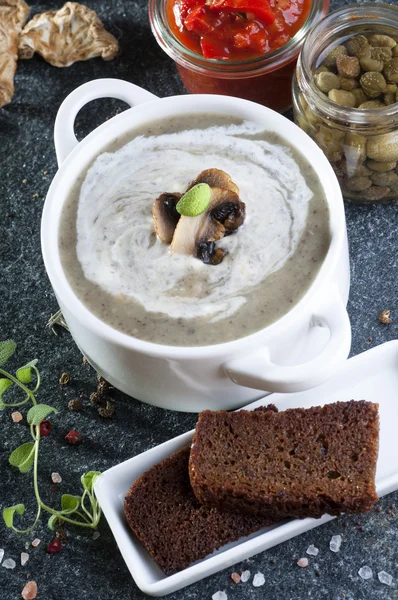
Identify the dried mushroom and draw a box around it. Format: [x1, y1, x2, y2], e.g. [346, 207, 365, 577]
[152, 193, 182, 244]
[18, 2, 119, 67]
[0, 0, 30, 108]
[170, 187, 245, 265]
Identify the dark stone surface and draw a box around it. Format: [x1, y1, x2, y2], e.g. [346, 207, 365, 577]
[0, 0, 397, 598]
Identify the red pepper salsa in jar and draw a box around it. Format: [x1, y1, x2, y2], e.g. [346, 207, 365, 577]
[150, 0, 330, 111]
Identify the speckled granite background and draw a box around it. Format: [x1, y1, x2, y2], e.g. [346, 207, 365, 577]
[1, 0, 398, 598]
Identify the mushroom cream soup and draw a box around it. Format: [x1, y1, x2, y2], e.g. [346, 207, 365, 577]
[59, 115, 330, 346]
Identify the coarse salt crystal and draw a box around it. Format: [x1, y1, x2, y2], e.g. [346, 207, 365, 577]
[92, 531, 100, 540]
[51, 472, 62, 484]
[240, 570, 250, 582]
[306, 545, 319, 556]
[212, 592, 227, 600]
[329, 535, 342, 553]
[297, 558, 309, 568]
[11, 411, 23, 423]
[21, 581, 37, 600]
[358, 566, 373, 580]
[231, 572, 240, 584]
[0, 549, 4, 564]
[378, 571, 393, 586]
[31, 539, 40, 548]
[253, 572, 265, 587]
[2, 558, 16, 569]
[21, 552, 29, 566]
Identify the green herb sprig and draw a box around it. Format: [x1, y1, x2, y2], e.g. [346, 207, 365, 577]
[0, 340, 101, 534]
[176, 183, 211, 217]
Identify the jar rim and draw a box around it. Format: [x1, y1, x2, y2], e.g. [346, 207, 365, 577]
[149, 0, 328, 78]
[298, 2, 398, 127]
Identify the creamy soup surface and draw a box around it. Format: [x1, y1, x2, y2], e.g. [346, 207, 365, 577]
[59, 115, 331, 346]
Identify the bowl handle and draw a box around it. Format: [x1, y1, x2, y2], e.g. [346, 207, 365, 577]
[54, 78, 158, 166]
[224, 285, 351, 394]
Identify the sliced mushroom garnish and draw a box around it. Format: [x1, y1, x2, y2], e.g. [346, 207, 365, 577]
[189, 168, 239, 195]
[170, 187, 245, 265]
[152, 192, 182, 244]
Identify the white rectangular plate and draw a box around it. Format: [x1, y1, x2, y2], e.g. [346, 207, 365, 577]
[94, 341, 398, 597]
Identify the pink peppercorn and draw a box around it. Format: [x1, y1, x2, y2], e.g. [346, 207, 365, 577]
[65, 430, 82, 445]
[47, 539, 62, 553]
[39, 420, 52, 437]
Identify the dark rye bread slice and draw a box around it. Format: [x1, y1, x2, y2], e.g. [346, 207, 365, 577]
[124, 445, 277, 575]
[189, 401, 379, 520]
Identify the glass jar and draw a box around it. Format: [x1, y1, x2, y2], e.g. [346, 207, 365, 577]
[293, 3, 398, 204]
[149, 0, 329, 112]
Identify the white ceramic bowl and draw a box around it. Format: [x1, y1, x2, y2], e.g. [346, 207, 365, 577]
[41, 78, 351, 412]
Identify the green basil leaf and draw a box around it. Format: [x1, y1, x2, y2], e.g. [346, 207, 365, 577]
[0, 340, 16, 366]
[27, 404, 58, 426]
[3, 503, 25, 528]
[61, 494, 80, 513]
[0, 378, 12, 397]
[9, 442, 35, 470]
[48, 514, 59, 530]
[81, 471, 101, 494]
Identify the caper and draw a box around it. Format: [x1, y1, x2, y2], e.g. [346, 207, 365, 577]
[314, 72, 341, 93]
[371, 46, 392, 62]
[385, 83, 398, 93]
[328, 150, 343, 163]
[360, 72, 387, 98]
[323, 45, 348, 69]
[340, 78, 359, 91]
[351, 88, 369, 107]
[336, 55, 361, 79]
[328, 89, 356, 107]
[384, 58, 398, 83]
[304, 106, 321, 129]
[359, 100, 385, 109]
[368, 34, 397, 49]
[384, 92, 397, 105]
[367, 160, 397, 172]
[370, 170, 398, 186]
[297, 115, 315, 136]
[357, 46, 372, 60]
[314, 125, 345, 154]
[314, 66, 330, 75]
[392, 45, 398, 58]
[346, 35, 369, 57]
[367, 131, 398, 162]
[359, 57, 384, 73]
[361, 186, 391, 201]
[344, 176, 373, 191]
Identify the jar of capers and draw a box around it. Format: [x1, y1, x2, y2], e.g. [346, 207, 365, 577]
[293, 3, 398, 203]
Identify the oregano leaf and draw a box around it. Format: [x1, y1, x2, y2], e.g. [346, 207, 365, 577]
[9, 442, 35, 473]
[0, 340, 16, 366]
[81, 471, 101, 494]
[3, 504, 25, 528]
[61, 494, 80, 513]
[0, 378, 12, 397]
[16, 359, 38, 384]
[48, 514, 59, 530]
[27, 404, 58, 426]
